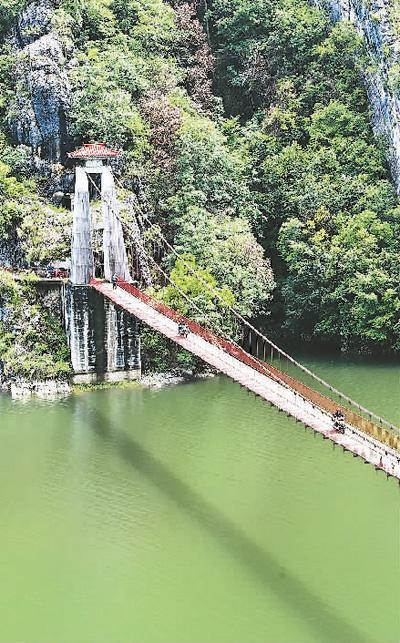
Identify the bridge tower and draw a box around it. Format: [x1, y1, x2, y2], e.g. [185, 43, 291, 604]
[67, 143, 131, 284]
[64, 143, 140, 384]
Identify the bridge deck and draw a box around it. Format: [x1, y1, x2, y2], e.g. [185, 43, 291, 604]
[92, 281, 400, 481]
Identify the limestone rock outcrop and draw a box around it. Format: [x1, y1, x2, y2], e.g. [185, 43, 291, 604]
[9, 0, 72, 162]
[312, 0, 400, 192]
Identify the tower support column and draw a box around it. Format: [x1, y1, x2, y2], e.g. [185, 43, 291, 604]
[70, 167, 93, 285]
[102, 166, 131, 283]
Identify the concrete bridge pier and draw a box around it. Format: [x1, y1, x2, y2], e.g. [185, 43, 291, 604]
[64, 284, 141, 384]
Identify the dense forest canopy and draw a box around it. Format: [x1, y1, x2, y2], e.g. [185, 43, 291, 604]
[0, 0, 399, 360]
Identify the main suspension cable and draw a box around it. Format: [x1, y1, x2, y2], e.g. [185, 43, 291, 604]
[114, 177, 398, 432]
[88, 172, 398, 432]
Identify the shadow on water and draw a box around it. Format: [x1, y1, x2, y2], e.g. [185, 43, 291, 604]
[79, 398, 370, 643]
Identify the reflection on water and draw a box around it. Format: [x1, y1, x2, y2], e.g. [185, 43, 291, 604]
[0, 362, 399, 643]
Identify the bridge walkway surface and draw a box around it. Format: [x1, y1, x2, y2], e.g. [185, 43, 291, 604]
[91, 279, 400, 482]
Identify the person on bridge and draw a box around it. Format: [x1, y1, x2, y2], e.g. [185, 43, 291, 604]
[111, 273, 118, 290]
[178, 322, 189, 338]
[332, 408, 345, 433]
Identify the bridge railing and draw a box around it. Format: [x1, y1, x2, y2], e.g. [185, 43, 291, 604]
[260, 357, 400, 451]
[244, 331, 400, 442]
[115, 279, 400, 453]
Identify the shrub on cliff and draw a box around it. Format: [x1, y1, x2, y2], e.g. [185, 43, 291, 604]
[0, 274, 71, 381]
[0, 0, 25, 36]
[278, 209, 400, 351]
[0, 268, 20, 306]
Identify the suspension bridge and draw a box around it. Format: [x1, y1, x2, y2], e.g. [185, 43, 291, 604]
[90, 277, 400, 480]
[67, 143, 400, 481]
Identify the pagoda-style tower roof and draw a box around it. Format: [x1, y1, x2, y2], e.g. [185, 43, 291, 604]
[67, 143, 121, 160]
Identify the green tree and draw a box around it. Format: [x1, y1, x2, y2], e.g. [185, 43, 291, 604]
[166, 204, 275, 318]
[278, 209, 400, 351]
[156, 254, 236, 333]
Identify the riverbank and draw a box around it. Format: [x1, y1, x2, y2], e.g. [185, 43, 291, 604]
[1, 378, 71, 400]
[1, 369, 215, 400]
[141, 370, 215, 389]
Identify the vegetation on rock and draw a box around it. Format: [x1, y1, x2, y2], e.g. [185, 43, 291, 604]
[0, 0, 398, 381]
[0, 270, 70, 380]
[207, 0, 399, 351]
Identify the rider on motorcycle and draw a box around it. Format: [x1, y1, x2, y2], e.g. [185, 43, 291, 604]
[332, 408, 345, 433]
[178, 321, 189, 338]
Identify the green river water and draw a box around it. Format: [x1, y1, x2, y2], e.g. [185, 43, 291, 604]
[0, 356, 399, 643]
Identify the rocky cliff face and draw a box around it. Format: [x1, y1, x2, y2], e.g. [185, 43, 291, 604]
[312, 0, 400, 193]
[9, 0, 72, 162]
